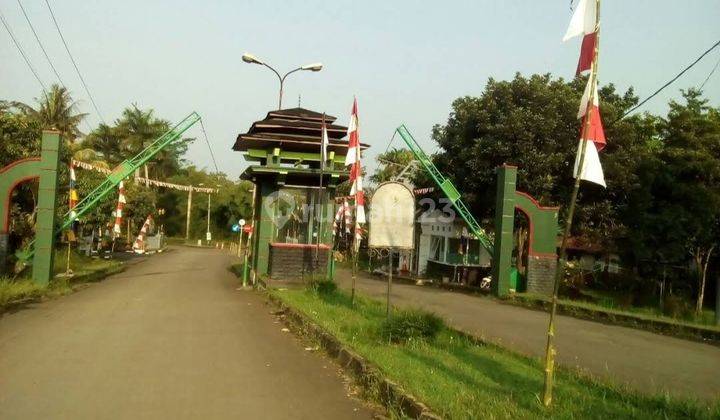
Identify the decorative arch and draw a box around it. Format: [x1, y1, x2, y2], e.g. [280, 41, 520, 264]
[0, 158, 41, 232]
[0, 131, 61, 285]
[492, 165, 558, 297]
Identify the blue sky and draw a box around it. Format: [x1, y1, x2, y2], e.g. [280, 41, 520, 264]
[2, 1, 719, 180]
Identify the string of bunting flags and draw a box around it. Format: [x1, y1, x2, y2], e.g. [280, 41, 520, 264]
[71, 159, 218, 193]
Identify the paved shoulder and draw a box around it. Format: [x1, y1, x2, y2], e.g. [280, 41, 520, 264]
[0, 248, 374, 419]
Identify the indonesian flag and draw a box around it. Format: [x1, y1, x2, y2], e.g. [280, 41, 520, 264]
[563, 0, 598, 75]
[345, 98, 366, 226]
[332, 199, 352, 236]
[573, 77, 606, 187]
[68, 161, 78, 222]
[112, 181, 126, 236]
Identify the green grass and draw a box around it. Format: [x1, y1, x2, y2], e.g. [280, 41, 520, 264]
[1, 250, 120, 309]
[573, 288, 718, 328]
[272, 288, 719, 419]
[515, 293, 720, 333]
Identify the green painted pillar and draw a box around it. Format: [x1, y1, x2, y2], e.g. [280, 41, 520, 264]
[254, 181, 275, 276]
[32, 131, 61, 285]
[492, 165, 517, 297]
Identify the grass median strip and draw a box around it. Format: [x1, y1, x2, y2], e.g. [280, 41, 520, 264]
[271, 287, 718, 419]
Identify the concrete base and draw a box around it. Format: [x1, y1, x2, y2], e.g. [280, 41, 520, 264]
[526, 255, 557, 296]
[268, 243, 329, 281]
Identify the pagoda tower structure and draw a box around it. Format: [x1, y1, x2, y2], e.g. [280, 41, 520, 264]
[233, 107, 369, 281]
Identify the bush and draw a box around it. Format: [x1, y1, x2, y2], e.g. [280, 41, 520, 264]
[662, 294, 694, 319]
[309, 279, 337, 295]
[380, 309, 444, 343]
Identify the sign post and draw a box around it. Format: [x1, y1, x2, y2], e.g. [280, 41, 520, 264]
[368, 182, 415, 319]
[243, 224, 252, 287]
[238, 219, 248, 287]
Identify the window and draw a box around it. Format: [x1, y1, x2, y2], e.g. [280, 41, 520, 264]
[269, 187, 326, 244]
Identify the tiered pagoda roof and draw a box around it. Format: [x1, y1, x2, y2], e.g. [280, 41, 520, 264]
[232, 107, 369, 154]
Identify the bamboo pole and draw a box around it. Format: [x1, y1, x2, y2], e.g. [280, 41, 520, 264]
[542, 0, 601, 407]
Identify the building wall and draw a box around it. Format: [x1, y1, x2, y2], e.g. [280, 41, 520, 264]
[268, 245, 329, 280]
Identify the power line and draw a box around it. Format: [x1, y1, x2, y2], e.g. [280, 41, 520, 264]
[44, 0, 105, 124]
[17, 0, 65, 87]
[615, 38, 720, 122]
[699, 53, 720, 91]
[0, 8, 46, 93]
[199, 118, 221, 174]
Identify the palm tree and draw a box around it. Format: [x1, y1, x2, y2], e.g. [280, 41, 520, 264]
[115, 105, 169, 179]
[9, 84, 88, 142]
[84, 123, 123, 166]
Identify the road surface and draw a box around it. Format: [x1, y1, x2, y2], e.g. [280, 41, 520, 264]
[336, 268, 720, 400]
[0, 248, 374, 419]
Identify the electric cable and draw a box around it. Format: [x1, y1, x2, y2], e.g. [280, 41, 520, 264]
[199, 118, 221, 174]
[17, 0, 64, 87]
[0, 8, 46, 92]
[699, 53, 720, 91]
[614, 39, 720, 123]
[44, 0, 105, 124]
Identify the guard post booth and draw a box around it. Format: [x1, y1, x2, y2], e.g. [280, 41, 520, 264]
[233, 108, 369, 282]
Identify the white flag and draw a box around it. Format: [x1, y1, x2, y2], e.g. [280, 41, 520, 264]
[563, 0, 597, 42]
[321, 121, 329, 169]
[573, 139, 605, 187]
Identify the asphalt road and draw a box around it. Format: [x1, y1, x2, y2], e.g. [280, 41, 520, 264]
[336, 268, 720, 400]
[0, 248, 374, 419]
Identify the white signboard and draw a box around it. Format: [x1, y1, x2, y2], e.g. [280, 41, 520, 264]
[369, 182, 415, 249]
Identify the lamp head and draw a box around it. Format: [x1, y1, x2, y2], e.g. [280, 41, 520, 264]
[242, 53, 264, 65]
[301, 62, 323, 72]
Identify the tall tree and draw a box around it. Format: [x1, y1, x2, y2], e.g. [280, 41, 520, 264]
[626, 90, 720, 313]
[371, 148, 416, 184]
[84, 123, 123, 165]
[7, 84, 87, 142]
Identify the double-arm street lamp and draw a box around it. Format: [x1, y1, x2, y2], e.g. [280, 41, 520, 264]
[242, 53, 322, 110]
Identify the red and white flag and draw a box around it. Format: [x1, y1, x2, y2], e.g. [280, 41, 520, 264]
[573, 68, 606, 187]
[133, 214, 153, 252]
[563, 0, 598, 75]
[345, 98, 366, 226]
[321, 116, 329, 169]
[112, 181, 126, 237]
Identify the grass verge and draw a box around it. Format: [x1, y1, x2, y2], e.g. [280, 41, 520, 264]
[506, 293, 720, 344]
[1, 250, 123, 311]
[271, 287, 718, 419]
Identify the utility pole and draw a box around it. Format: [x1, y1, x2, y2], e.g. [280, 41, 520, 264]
[185, 188, 192, 240]
[206, 192, 211, 244]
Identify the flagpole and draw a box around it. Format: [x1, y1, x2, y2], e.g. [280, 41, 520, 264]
[65, 240, 71, 275]
[542, 0, 601, 407]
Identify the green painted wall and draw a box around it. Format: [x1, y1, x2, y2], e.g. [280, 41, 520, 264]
[492, 166, 517, 297]
[32, 131, 61, 285]
[492, 165, 559, 297]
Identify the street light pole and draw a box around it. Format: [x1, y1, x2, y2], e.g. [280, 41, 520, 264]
[206, 192, 211, 243]
[242, 53, 322, 110]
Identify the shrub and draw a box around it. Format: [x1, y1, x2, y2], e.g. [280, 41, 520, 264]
[662, 294, 693, 319]
[380, 309, 444, 343]
[308, 279, 337, 295]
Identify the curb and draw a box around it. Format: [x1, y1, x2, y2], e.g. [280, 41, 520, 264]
[266, 292, 442, 420]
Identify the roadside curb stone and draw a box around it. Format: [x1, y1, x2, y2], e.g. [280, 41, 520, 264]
[266, 292, 442, 420]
